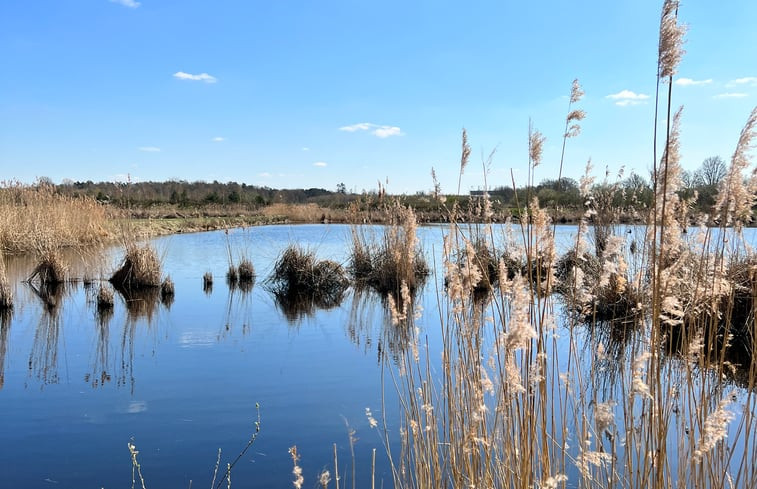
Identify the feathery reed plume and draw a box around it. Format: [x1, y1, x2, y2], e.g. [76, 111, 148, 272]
[713, 106, 757, 228]
[528, 125, 546, 169]
[289, 446, 304, 489]
[657, 0, 686, 80]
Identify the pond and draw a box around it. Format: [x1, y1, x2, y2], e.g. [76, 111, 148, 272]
[0, 223, 754, 488]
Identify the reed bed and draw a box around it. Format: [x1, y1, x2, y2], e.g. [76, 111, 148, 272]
[369, 4, 757, 487]
[0, 181, 109, 254]
[349, 202, 429, 296]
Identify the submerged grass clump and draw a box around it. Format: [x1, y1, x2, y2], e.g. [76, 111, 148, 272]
[203, 271, 213, 293]
[110, 244, 162, 290]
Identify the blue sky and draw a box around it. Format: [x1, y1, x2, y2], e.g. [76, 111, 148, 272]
[1, 0, 755, 194]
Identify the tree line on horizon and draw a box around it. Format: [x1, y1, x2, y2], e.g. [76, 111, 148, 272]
[37, 155, 735, 217]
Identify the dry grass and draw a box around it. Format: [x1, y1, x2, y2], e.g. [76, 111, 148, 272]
[348, 202, 428, 296]
[269, 245, 349, 320]
[0, 181, 109, 254]
[237, 258, 255, 283]
[110, 243, 162, 290]
[97, 285, 114, 310]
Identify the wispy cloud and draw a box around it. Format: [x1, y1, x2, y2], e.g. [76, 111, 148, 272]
[313, 161, 328, 167]
[301, 147, 310, 151]
[675, 77, 712, 86]
[211, 137, 226, 142]
[714, 92, 748, 99]
[258, 172, 272, 178]
[110, 0, 140, 8]
[339, 122, 404, 138]
[726, 77, 757, 88]
[173, 71, 217, 83]
[606, 90, 650, 106]
[138, 146, 160, 152]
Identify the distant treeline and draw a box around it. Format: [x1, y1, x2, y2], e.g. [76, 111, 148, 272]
[47, 155, 738, 219]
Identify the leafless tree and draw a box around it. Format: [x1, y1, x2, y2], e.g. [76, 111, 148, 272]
[694, 156, 727, 187]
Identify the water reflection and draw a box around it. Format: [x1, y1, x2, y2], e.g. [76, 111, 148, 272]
[0, 309, 11, 389]
[28, 284, 65, 385]
[345, 287, 416, 364]
[271, 285, 346, 323]
[114, 286, 161, 322]
[86, 306, 114, 388]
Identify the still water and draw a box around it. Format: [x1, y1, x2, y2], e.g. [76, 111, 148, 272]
[0, 224, 753, 488]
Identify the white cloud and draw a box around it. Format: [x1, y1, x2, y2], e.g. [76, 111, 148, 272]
[212, 137, 226, 142]
[301, 147, 310, 151]
[675, 77, 712, 86]
[714, 92, 748, 99]
[374, 126, 402, 138]
[339, 122, 403, 138]
[173, 71, 217, 83]
[258, 172, 272, 178]
[339, 122, 375, 132]
[138, 146, 160, 152]
[726, 77, 757, 87]
[606, 89, 650, 106]
[110, 0, 140, 8]
[313, 161, 328, 167]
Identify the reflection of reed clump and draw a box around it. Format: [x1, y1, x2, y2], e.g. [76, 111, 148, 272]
[116, 286, 161, 321]
[87, 306, 113, 388]
[97, 285, 115, 311]
[0, 309, 11, 389]
[0, 251, 12, 310]
[28, 297, 63, 385]
[269, 245, 348, 321]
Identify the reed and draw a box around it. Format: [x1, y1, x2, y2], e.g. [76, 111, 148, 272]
[0, 251, 11, 310]
[0, 180, 109, 254]
[110, 243, 162, 290]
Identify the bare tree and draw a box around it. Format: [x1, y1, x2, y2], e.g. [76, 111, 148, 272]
[694, 156, 727, 187]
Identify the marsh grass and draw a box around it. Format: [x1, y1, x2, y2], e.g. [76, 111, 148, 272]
[369, 4, 757, 486]
[97, 285, 115, 311]
[349, 202, 428, 296]
[269, 245, 349, 321]
[0, 181, 109, 254]
[203, 271, 214, 294]
[110, 244, 162, 290]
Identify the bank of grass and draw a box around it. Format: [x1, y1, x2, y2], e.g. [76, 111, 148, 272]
[0, 181, 109, 254]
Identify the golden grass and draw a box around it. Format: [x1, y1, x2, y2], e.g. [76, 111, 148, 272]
[110, 243, 162, 290]
[0, 181, 109, 254]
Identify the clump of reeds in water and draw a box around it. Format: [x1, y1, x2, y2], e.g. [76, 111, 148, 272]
[160, 276, 175, 304]
[97, 285, 114, 311]
[349, 201, 428, 295]
[0, 251, 12, 310]
[237, 258, 255, 286]
[110, 243, 162, 290]
[29, 247, 66, 285]
[226, 265, 238, 287]
[269, 245, 349, 320]
[203, 271, 213, 293]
